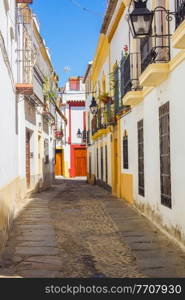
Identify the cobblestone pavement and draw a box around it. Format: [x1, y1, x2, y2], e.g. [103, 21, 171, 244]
[0, 179, 185, 278]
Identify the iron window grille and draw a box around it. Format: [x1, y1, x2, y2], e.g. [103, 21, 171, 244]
[120, 53, 141, 99]
[123, 135, 129, 169]
[138, 120, 145, 197]
[175, 0, 185, 28]
[140, 8, 171, 73]
[159, 102, 172, 209]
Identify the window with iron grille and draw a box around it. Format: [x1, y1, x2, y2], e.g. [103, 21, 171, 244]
[97, 148, 99, 178]
[44, 138, 49, 164]
[140, 7, 170, 74]
[159, 102, 172, 208]
[138, 120, 144, 196]
[105, 145, 108, 184]
[101, 147, 104, 181]
[123, 134, 129, 169]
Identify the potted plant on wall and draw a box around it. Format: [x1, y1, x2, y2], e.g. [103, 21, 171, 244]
[98, 92, 113, 104]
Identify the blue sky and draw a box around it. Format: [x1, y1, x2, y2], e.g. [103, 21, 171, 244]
[31, 0, 107, 86]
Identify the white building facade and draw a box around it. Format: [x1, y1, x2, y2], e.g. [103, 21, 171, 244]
[61, 77, 87, 178]
[0, 0, 62, 252]
[0, 0, 19, 250]
[86, 0, 185, 249]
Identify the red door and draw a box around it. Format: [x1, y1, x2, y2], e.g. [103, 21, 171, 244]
[74, 148, 87, 176]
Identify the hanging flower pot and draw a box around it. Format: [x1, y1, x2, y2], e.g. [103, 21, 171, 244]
[99, 93, 113, 104]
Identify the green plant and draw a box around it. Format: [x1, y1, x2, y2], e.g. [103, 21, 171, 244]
[43, 76, 57, 103]
[98, 92, 113, 104]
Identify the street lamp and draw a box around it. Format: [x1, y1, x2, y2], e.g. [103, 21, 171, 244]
[128, 0, 154, 38]
[76, 128, 82, 139]
[89, 97, 98, 116]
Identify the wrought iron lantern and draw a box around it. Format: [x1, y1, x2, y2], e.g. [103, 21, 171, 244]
[128, 0, 154, 38]
[89, 97, 98, 115]
[76, 128, 82, 138]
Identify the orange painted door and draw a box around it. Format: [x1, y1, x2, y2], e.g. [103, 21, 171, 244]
[74, 148, 87, 176]
[55, 150, 63, 176]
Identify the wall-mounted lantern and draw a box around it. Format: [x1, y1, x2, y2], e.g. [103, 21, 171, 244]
[77, 128, 82, 139]
[128, 0, 154, 38]
[128, 0, 176, 39]
[89, 97, 98, 116]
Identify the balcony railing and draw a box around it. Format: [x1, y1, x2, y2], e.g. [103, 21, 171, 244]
[121, 53, 141, 99]
[86, 130, 90, 145]
[91, 107, 107, 136]
[106, 103, 114, 124]
[175, 0, 185, 28]
[91, 116, 98, 136]
[113, 66, 120, 114]
[140, 8, 171, 73]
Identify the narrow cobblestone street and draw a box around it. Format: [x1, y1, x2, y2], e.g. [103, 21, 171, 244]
[0, 179, 185, 278]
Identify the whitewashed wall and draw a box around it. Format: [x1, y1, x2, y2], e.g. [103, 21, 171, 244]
[0, 0, 18, 189]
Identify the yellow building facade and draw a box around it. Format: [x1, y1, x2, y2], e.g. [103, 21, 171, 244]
[85, 0, 185, 248]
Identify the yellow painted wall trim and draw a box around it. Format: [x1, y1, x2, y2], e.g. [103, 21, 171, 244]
[91, 34, 110, 87]
[140, 52, 185, 98]
[170, 50, 185, 72]
[92, 127, 112, 141]
[138, 51, 185, 100]
[122, 90, 144, 106]
[108, 2, 126, 42]
[122, 0, 132, 7]
[120, 173, 133, 204]
[172, 20, 185, 49]
[139, 63, 169, 87]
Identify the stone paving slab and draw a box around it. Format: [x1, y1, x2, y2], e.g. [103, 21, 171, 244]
[15, 247, 59, 256]
[0, 179, 185, 278]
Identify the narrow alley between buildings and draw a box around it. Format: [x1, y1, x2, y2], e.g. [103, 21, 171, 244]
[0, 179, 185, 278]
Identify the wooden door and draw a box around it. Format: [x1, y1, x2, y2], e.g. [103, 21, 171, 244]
[55, 150, 64, 176]
[26, 130, 31, 187]
[74, 148, 87, 176]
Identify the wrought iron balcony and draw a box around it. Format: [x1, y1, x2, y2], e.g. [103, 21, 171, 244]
[113, 65, 120, 114]
[86, 130, 90, 145]
[140, 36, 170, 73]
[121, 53, 141, 99]
[140, 8, 171, 73]
[175, 0, 185, 28]
[82, 130, 87, 144]
[97, 108, 105, 129]
[106, 103, 114, 124]
[91, 107, 107, 136]
[91, 116, 98, 136]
